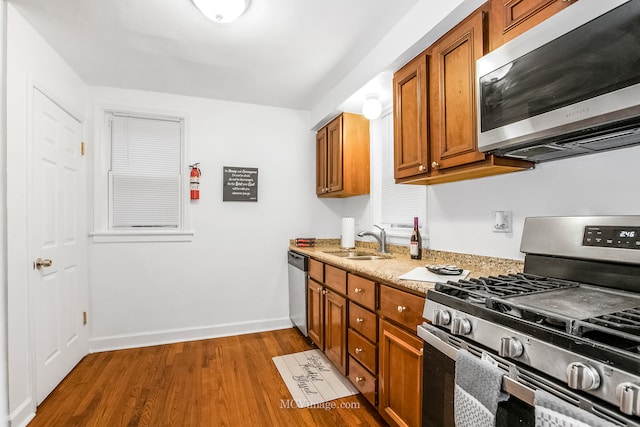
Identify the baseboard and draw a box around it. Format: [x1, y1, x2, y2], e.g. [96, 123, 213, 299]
[9, 397, 35, 427]
[89, 317, 294, 353]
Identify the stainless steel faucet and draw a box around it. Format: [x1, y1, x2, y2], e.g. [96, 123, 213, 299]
[357, 225, 388, 254]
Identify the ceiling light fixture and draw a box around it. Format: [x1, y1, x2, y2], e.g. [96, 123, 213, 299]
[362, 94, 382, 120]
[192, 0, 249, 24]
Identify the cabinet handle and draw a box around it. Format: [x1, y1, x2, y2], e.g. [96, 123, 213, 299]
[397, 305, 406, 313]
[354, 287, 363, 293]
[355, 376, 365, 383]
[431, 161, 439, 169]
[355, 347, 363, 354]
[356, 317, 364, 324]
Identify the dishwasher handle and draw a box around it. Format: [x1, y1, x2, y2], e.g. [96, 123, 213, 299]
[288, 250, 308, 271]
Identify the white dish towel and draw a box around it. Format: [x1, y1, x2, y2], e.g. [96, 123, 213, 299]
[534, 390, 617, 427]
[454, 349, 509, 427]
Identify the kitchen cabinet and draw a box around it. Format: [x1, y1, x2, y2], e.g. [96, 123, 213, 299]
[379, 318, 423, 427]
[325, 289, 348, 375]
[393, 54, 429, 180]
[489, 0, 579, 51]
[393, 3, 533, 185]
[316, 113, 370, 198]
[347, 273, 379, 406]
[307, 278, 325, 350]
[429, 7, 487, 171]
[378, 284, 425, 427]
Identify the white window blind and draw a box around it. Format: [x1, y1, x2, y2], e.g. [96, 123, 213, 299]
[109, 115, 182, 228]
[377, 112, 426, 231]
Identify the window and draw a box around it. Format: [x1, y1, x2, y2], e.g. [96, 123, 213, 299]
[92, 108, 192, 242]
[371, 112, 427, 242]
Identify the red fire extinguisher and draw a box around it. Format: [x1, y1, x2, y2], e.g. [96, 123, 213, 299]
[190, 163, 201, 200]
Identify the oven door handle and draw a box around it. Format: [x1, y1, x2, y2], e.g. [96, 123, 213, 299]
[418, 324, 536, 406]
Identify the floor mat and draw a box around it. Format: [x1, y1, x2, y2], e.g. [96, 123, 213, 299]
[272, 349, 358, 408]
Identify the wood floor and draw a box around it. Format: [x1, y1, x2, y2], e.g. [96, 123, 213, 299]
[28, 328, 387, 427]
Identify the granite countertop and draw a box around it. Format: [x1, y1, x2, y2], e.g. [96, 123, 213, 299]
[290, 239, 524, 295]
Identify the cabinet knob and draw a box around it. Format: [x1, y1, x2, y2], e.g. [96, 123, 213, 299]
[397, 305, 406, 313]
[317, 287, 322, 292]
[356, 317, 364, 324]
[322, 289, 327, 295]
[354, 287, 363, 293]
[355, 376, 365, 383]
[418, 164, 425, 171]
[355, 347, 363, 354]
[431, 161, 439, 169]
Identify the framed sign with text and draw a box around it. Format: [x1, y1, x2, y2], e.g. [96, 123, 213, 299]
[223, 166, 258, 202]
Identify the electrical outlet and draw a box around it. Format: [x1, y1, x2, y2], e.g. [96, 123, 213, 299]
[492, 211, 512, 233]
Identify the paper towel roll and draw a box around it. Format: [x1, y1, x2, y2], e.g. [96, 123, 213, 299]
[341, 217, 355, 249]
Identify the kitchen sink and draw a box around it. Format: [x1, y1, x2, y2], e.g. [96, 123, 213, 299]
[322, 250, 392, 260]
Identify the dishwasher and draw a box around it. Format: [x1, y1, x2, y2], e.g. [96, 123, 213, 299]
[287, 250, 308, 337]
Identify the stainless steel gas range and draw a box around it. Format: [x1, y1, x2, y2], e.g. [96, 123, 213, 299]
[418, 216, 640, 427]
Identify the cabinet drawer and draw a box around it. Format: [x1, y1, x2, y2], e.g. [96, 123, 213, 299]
[348, 356, 377, 407]
[325, 265, 347, 294]
[349, 302, 377, 343]
[348, 329, 377, 373]
[308, 258, 324, 282]
[348, 274, 376, 310]
[379, 285, 425, 332]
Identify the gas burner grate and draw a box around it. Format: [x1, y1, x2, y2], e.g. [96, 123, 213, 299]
[434, 273, 579, 307]
[587, 308, 640, 335]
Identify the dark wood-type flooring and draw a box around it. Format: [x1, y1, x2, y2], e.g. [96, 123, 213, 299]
[28, 328, 387, 426]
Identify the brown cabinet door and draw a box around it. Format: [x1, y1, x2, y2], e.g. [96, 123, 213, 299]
[379, 319, 423, 427]
[315, 129, 328, 195]
[393, 54, 429, 180]
[307, 280, 324, 350]
[489, 0, 579, 51]
[430, 8, 487, 171]
[326, 116, 344, 193]
[325, 290, 348, 375]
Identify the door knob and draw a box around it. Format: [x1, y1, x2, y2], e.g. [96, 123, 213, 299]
[34, 258, 53, 270]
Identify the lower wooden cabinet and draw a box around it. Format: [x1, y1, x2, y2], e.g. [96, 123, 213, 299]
[307, 279, 324, 350]
[325, 289, 348, 375]
[379, 319, 424, 427]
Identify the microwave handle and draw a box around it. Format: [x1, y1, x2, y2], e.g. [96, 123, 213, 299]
[418, 324, 535, 406]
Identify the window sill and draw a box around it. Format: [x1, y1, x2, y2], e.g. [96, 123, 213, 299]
[90, 230, 194, 243]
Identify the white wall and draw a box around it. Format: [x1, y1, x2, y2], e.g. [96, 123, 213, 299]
[6, 4, 90, 425]
[346, 117, 640, 262]
[428, 145, 640, 260]
[88, 87, 343, 350]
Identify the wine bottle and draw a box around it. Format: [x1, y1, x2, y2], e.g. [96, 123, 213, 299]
[410, 216, 422, 260]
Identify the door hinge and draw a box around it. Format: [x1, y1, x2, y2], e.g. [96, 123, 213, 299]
[83, 311, 87, 325]
[81, 142, 85, 156]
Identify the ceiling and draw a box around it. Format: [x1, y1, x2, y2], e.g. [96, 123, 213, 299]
[11, 0, 418, 111]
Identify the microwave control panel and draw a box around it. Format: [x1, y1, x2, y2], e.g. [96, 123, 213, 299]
[583, 226, 640, 249]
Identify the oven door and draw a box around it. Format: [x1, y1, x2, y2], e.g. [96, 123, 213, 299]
[418, 322, 640, 427]
[419, 324, 535, 427]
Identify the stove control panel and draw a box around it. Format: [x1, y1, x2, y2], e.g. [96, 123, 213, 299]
[583, 226, 640, 249]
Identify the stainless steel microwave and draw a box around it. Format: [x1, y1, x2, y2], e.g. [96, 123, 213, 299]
[476, 0, 640, 162]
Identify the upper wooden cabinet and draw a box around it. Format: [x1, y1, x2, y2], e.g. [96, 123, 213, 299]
[393, 3, 533, 185]
[429, 8, 487, 172]
[489, 0, 579, 51]
[393, 54, 429, 180]
[316, 113, 370, 198]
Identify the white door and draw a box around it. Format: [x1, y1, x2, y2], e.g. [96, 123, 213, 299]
[30, 88, 86, 404]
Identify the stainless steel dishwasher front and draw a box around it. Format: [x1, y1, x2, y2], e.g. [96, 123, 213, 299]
[287, 250, 308, 337]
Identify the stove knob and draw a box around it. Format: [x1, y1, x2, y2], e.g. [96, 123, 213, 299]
[432, 309, 451, 326]
[566, 362, 601, 391]
[616, 382, 640, 416]
[499, 337, 524, 358]
[451, 317, 471, 336]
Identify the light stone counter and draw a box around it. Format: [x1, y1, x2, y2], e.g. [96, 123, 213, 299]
[290, 239, 524, 295]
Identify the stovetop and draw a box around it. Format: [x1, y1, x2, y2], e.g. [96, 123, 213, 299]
[431, 274, 640, 358]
